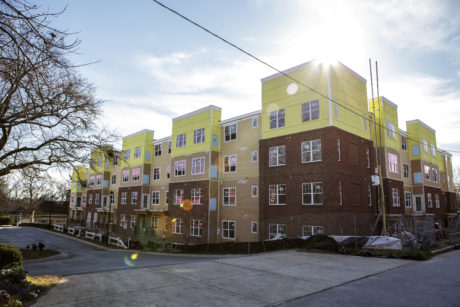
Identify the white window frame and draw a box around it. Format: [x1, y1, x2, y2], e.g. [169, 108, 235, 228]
[405, 192, 412, 208]
[252, 117, 258, 128]
[153, 167, 161, 181]
[173, 218, 183, 234]
[222, 220, 236, 239]
[269, 224, 286, 239]
[193, 128, 205, 144]
[435, 194, 440, 208]
[301, 140, 321, 163]
[174, 160, 186, 177]
[131, 191, 138, 205]
[223, 155, 237, 173]
[392, 188, 400, 207]
[432, 168, 438, 183]
[302, 182, 323, 205]
[124, 149, 130, 161]
[95, 194, 100, 205]
[96, 175, 102, 186]
[132, 168, 140, 181]
[223, 187, 236, 206]
[251, 151, 258, 162]
[269, 184, 286, 205]
[269, 145, 286, 167]
[154, 144, 162, 157]
[427, 193, 433, 208]
[302, 225, 324, 236]
[224, 124, 237, 142]
[251, 186, 258, 197]
[430, 144, 436, 156]
[152, 191, 160, 205]
[190, 219, 203, 237]
[152, 216, 159, 230]
[134, 146, 141, 159]
[403, 164, 409, 179]
[270, 109, 285, 129]
[111, 175, 116, 185]
[424, 165, 430, 181]
[174, 189, 184, 205]
[386, 121, 395, 138]
[251, 222, 258, 233]
[191, 188, 203, 205]
[176, 133, 186, 148]
[122, 170, 129, 183]
[422, 140, 428, 153]
[401, 137, 407, 151]
[301, 100, 320, 122]
[388, 153, 398, 174]
[120, 214, 126, 227]
[192, 157, 205, 175]
[129, 215, 136, 228]
[121, 192, 127, 205]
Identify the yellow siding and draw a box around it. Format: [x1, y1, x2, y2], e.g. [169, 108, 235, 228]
[368, 97, 400, 151]
[121, 130, 154, 168]
[407, 121, 438, 166]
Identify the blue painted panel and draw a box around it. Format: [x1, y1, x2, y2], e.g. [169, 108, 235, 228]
[412, 145, 420, 156]
[211, 165, 218, 178]
[103, 180, 109, 188]
[145, 151, 151, 161]
[77, 184, 81, 190]
[413, 172, 422, 184]
[210, 198, 216, 211]
[105, 162, 110, 169]
[212, 135, 218, 147]
[143, 175, 149, 184]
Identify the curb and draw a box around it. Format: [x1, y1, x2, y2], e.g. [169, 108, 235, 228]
[431, 245, 457, 256]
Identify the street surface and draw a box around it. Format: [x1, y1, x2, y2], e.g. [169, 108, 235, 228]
[0, 226, 217, 276]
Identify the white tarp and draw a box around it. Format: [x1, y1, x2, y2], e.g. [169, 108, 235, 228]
[364, 236, 402, 250]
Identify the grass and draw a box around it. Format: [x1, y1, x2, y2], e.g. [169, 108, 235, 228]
[20, 249, 60, 260]
[26, 275, 64, 288]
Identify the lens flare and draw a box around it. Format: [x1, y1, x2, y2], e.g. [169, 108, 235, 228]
[124, 253, 139, 268]
[181, 199, 193, 211]
[131, 253, 138, 260]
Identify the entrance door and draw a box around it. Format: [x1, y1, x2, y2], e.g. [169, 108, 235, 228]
[413, 195, 425, 213]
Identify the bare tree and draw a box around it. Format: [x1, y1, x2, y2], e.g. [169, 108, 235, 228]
[0, 0, 116, 177]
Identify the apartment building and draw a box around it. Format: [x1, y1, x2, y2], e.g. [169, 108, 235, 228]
[69, 60, 457, 244]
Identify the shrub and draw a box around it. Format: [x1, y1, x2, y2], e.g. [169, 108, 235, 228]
[38, 242, 45, 251]
[0, 243, 23, 269]
[31, 244, 37, 251]
[0, 216, 11, 225]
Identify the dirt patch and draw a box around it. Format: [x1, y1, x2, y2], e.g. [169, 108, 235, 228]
[20, 249, 60, 260]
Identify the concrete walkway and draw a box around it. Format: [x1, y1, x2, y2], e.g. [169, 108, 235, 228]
[34, 250, 411, 306]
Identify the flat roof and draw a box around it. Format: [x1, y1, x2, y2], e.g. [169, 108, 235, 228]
[381, 96, 398, 109]
[172, 105, 222, 122]
[153, 136, 171, 145]
[406, 119, 436, 133]
[123, 129, 154, 139]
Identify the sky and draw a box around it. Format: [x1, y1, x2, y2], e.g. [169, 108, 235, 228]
[38, 0, 460, 168]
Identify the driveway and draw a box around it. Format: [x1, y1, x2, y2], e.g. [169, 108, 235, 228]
[0, 227, 218, 276]
[33, 250, 412, 306]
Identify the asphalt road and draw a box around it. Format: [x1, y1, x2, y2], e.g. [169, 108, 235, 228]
[0, 226, 218, 276]
[281, 249, 460, 307]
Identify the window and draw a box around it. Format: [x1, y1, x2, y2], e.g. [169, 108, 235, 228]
[392, 188, 400, 207]
[129, 215, 136, 228]
[424, 165, 430, 180]
[89, 176, 95, 186]
[224, 155, 237, 173]
[191, 188, 203, 205]
[132, 168, 140, 181]
[403, 164, 409, 179]
[401, 137, 407, 151]
[222, 220, 235, 239]
[435, 194, 440, 208]
[174, 160, 186, 176]
[366, 148, 370, 168]
[166, 166, 171, 179]
[194, 128, 205, 144]
[224, 124, 237, 141]
[368, 184, 372, 206]
[174, 189, 184, 205]
[251, 186, 258, 197]
[131, 192, 138, 205]
[168, 141, 171, 154]
[152, 216, 158, 230]
[302, 182, 323, 205]
[154, 144, 162, 157]
[427, 193, 433, 208]
[363, 114, 367, 131]
[112, 155, 118, 166]
[270, 109, 285, 129]
[386, 121, 395, 138]
[82, 196, 86, 204]
[120, 214, 126, 227]
[111, 175, 116, 185]
[252, 117, 258, 128]
[153, 167, 161, 180]
[431, 144, 436, 156]
[405, 192, 412, 208]
[110, 193, 115, 204]
[251, 222, 258, 233]
[121, 192, 127, 204]
[269, 184, 286, 205]
[165, 191, 169, 205]
[223, 187, 236, 206]
[95, 194, 100, 205]
[190, 219, 203, 237]
[122, 170, 129, 183]
[388, 153, 398, 174]
[432, 169, 438, 183]
[269, 224, 286, 239]
[339, 182, 343, 206]
[124, 149, 130, 160]
[96, 175, 102, 186]
[302, 100, 319, 122]
[269, 145, 286, 166]
[70, 196, 74, 204]
[88, 194, 93, 204]
[142, 194, 148, 209]
[251, 151, 258, 162]
[134, 146, 141, 158]
[152, 191, 160, 205]
[173, 218, 183, 234]
[98, 158, 102, 166]
[302, 225, 323, 236]
[422, 140, 428, 153]
[337, 139, 341, 161]
[301, 140, 321, 163]
[192, 157, 205, 175]
[176, 133, 186, 148]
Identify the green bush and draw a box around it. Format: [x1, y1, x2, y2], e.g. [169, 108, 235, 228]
[0, 243, 23, 269]
[0, 216, 11, 225]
